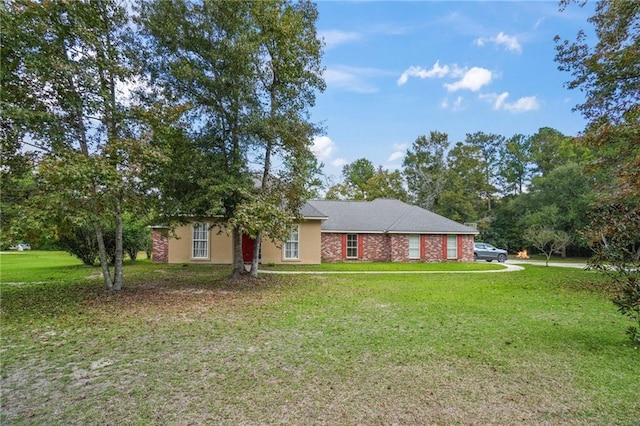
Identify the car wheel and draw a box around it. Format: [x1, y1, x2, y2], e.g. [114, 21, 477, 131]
[497, 254, 506, 263]
[474, 253, 478, 261]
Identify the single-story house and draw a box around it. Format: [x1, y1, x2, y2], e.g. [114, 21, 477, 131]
[151, 198, 478, 264]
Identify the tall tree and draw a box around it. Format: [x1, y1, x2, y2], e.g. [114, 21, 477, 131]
[402, 131, 449, 211]
[556, 0, 640, 343]
[2, 0, 146, 291]
[529, 127, 590, 176]
[437, 142, 486, 222]
[464, 131, 505, 212]
[326, 158, 375, 200]
[325, 160, 407, 202]
[139, 0, 258, 276]
[138, 0, 324, 277]
[499, 134, 532, 195]
[245, 0, 325, 276]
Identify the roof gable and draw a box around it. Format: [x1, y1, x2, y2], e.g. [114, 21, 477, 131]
[307, 199, 478, 234]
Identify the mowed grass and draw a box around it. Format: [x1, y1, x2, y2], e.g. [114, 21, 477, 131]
[1, 252, 638, 425]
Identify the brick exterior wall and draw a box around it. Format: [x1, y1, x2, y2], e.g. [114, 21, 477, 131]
[390, 234, 409, 262]
[460, 234, 475, 262]
[424, 234, 444, 261]
[321, 232, 476, 263]
[362, 234, 391, 262]
[152, 229, 169, 263]
[320, 233, 343, 262]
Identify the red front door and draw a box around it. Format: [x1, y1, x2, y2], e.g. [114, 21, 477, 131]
[242, 234, 255, 263]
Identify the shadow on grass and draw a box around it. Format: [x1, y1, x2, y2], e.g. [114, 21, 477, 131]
[1, 263, 299, 322]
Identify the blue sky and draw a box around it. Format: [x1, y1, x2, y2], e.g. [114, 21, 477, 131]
[309, 1, 595, 179]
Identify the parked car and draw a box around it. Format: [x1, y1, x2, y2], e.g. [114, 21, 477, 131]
[474, 242, 507, 262]
[9, 243, 31, 251]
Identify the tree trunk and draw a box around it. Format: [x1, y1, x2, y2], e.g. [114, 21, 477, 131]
[95, 223, 113, 290]
[250, 232, 262, 277]
[113, 198, 124, 291]
[231, 227, 246, 277]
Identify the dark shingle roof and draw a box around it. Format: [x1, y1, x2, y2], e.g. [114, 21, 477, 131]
[300, 202, 328, 219]
[306, 199, 478, 234]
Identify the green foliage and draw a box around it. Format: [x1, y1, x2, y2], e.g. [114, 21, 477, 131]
[499, 134, 531, 195]
[583, 196, 640, 343]
[326, 159, 408, 201]
[138, 0, 325, 275]
[58, 222, 151, 266]
[58, 226, 100, 266]
[402, 131, 449, 210]
[523, 227, 572, 266]
[557, 1, 640, 342]
[555, 0, 639, 126]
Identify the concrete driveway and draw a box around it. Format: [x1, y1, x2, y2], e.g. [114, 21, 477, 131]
[506, 259, 588, 269]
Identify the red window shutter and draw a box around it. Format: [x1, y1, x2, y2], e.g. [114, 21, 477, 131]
[341, 234, 347, 259]
[358, 235, 364, 260]
[457, 235, 463, 259]
[442, 235, 447, 259]
[420, 234, 426, 260]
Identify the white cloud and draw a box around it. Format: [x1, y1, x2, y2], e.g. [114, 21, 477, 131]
[444, 67, 493, 92]
[319, 29, 362, 49]
[388, 151, 404, 162]
[504, 96, 539, 112]
[452, 95, 464, 111]
[479, 91, 509, 110]
[441, 96, 465, 111]
[311, 136, 336, 160]
[331, 158, 347, 168]
[475, 32, 522, 54]
[533, 18, 544, 30]
[324, 66, 383, 93]
[480, 92, 539, 113]
[397, 61, 450, 85]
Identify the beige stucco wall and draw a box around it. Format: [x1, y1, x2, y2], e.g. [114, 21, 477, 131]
[260, 220, 322, 264]
[167, 223, 233, 264]
[166, 220, 322, 264]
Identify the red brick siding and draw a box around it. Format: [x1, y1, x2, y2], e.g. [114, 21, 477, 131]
[362, 234, 391, 262]
[424, 235, 444, 262]
[321, 233, 343, 262]
[152, 229, 169, 263]
[321, 232, 475, 263]
[460, 234, 475, 262]
[390, 234, 409, 262]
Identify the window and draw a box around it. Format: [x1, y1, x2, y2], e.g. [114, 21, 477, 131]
[447, 235, 458, 259]
[284, 226, 299, 260]
[408, 235, 420, 259]
[346, 234, 358, 259]
[192, 222, 209, 259]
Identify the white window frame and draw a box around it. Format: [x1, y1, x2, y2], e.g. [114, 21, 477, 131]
[284, 225, 300, 260]
[408, 235, 420, 259]
[192, 222, 209, 259]
[346, 234, 358, 259]
[447, 235, 458, 259]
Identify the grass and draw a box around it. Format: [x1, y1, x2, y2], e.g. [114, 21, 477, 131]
[1, 251, 638, 425]
[260, 260, 505, 272]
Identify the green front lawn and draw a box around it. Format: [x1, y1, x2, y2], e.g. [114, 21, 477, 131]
[1, 252, 637, 425]
[260, 260, 504, 272]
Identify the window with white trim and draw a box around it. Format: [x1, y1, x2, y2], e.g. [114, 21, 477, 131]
[408, 235, 420, 259]
[192, 222, 209, 259]
[447, 235, 458, 259]
[284, 226, 299, 260]
[346, 234, 358, 259]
